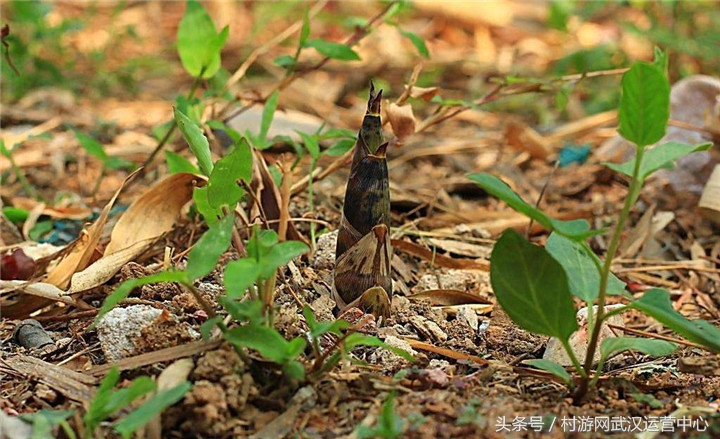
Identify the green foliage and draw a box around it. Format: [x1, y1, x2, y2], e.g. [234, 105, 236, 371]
[467, 173, 598, 240]
[113, 382, 192, 439]
[176, 0, 229, 78]
[20, 410, 76, 439]
[84, 368, 156, 436]
[224, 325, 307, 381]
[617, 62, 670, 147]
[605, 141, 712, 182]
[3, 206, 29, 223]
[165, 150, 199, 174]
[304, 39, 360, 61]
[356, 392, 404, 439]
[93, 271, 189, 327]
[456, 399, 484, 426]
[490, 229, 578, 340]
[174, 107, 213, 176]
[630, 289, 720, 353]
[185, 214, 235, 280]
[192, 186, 223, 224]
[523, 359, 573, 386]
[74, 130, 134, 171]
[545, 233, 626, 302]
[246, 229, 309, 279]
[598, 337, 676, 370]
[223, 258, 262, 299]
[398, 29, 429, 59]
[207, 138, 253, 208]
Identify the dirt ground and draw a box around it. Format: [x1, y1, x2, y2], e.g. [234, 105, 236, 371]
[1, 1, 720, 438]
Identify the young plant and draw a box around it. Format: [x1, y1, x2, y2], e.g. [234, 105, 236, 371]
[468, 50, 719, 403]
[355, 392, 405, 439]
[83, 367, 190, 439]
[333, 84, 393, 319]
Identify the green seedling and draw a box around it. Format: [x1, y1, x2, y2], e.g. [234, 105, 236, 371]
[356, 392, 405, 439]
[468, 50, 718, 403]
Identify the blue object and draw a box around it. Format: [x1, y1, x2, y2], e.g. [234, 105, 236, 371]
[559, 143, 591, 167]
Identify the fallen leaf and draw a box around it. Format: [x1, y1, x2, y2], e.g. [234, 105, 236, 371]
[391, 239, 489, 271]
[408, 289, 492, 306]
[68, 173, 200, 293]
[386, 103, 416, 144]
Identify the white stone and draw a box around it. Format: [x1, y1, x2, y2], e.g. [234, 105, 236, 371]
[96, 305, 162, 362]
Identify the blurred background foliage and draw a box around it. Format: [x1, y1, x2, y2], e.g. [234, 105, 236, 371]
[2, 0, 719, 126]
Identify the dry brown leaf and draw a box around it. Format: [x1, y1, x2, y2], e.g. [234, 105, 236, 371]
[67, 173, 199, 293]
[0, 280, 77, 311]
[146, 358, 195, 439]
[11, 197, 92, 220]
[426, 238, 491, 258]
[46, 170, 139, 290]
[386, 103, 416, 144]
[104, 172, 199, 255]
[408, 289, 492, 306]
[408, 86, 439, 102]
[391, 239, 489, 271]
[505, 121, 553, 159]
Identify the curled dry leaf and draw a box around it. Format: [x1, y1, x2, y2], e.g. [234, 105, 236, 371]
[408, 85, 439, 102]
[0, 280, 77, 319]
[505, 121, 553, 160]
[386, 102, 416, 145]
[46, 170, 140, 290]
[69, 172, 200, 293]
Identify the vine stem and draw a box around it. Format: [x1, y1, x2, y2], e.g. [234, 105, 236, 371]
[573, 145, 646, 404]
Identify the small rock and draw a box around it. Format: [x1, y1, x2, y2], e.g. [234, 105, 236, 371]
[409, 315, 448, 343]
[456, 305, 479, 331]
[313, 231, 337, 270]
[543, 305, 625, 367]
[370, 335, 416, 372]
[96, 305, 162, 362]
[415, 270, 483, 292]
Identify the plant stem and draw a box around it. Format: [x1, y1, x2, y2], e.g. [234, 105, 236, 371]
[574, 146, 646, 403]
[561, 339, 587, 381]
[307, 158, 317, 251]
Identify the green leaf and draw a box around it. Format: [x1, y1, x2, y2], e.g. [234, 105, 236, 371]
[605, 141, 712, 182]
[299, 7, 310, 47]
[546, 233, 626, 302]
[85, 369, 156, 435]
[165, 150, 199, 174]
[75, 130, 108, 163]
[192, 186, 222, 225]
[297, 131, 320, 160]
[218, 297, 264, 325]
[223, 258, 261, 299]
[467, 173, 599, 240]
[114, 382, 192, 439]
[207, 138, 252, 208]
[630, 289, 720, 353]
[617, 62, 670, 147]
[652, 47, 668, 74]
[224, 324, 290, 363]
[20, 409, 75, 439]
[186, 214, 234, 280]
[323, 138, 355, 157]
[93, 271, 189, 328]
[258, 240, 309, 279]
[177, 0, 226, 78]
[600, 337, 676, 366]
[3, 206, 29, 223]
[282, 360, 306, 381]
[200, 315, 223, 340]
[259, 90, 280, 143]
[286, 337, 307, 359]
[523, 359, 572, 386]
[304, 39, 360, 61]
[105, 156, 136, 171]
[344, 334, 415, 361]
[174, 107, 213, 176]
[303, 305, 349, 338]
[490, 229, 578, 340]
[273, 55, 296, 68]
[399, 29, 429, 59]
